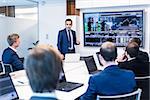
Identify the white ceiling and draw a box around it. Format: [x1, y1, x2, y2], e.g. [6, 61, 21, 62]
[0, 0, 65, 6]
[0, 0, 38, 6]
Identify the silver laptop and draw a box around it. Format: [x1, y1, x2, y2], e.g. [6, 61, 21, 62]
[64, 53, 80, 63]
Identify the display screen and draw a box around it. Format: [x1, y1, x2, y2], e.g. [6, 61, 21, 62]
[83, 10, 144, 46]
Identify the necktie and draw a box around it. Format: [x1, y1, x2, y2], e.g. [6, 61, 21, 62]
[68, 30, 72, 48]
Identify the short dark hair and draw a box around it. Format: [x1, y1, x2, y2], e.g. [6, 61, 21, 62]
[7, 33, 19, 46]
[25, 47, 62, 93]
[130, 37, 141, 46]
[126, 42, 139, 58]
[99, 42, 117, 61]
[65, 18, 72, 24]
[106, 38, 114, 42]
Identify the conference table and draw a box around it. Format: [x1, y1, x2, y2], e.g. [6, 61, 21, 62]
[10, 61, 91, 100]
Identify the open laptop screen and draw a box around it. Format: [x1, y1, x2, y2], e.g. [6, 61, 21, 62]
[56, 62, 83, 92]
[83, 56, 98, 74]
[0, 74, 19, 99]
[0, 62, 5, 75]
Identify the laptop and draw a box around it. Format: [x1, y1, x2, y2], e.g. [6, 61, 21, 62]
[96, 52, 103, 66]
[0, 62, 5, 75]
[64, 53, 80, 63]
[83, 56, 101, 74]
[0, 74, 19, 99]
[56, 65, 83, 92]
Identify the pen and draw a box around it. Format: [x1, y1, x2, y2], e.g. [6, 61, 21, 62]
[17, 81, 24, 84]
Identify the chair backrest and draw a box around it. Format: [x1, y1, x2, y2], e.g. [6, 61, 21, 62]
[0, 61, 5, 75]
[82, 55, 98, 74]
[97, 88, 142, 100]
[19, 57, 24, 63]
[3, 64, 13, 74]
[135, 76, 150, 100]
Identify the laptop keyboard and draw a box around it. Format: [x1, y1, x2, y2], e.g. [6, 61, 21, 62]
[56, 82, 83, 92]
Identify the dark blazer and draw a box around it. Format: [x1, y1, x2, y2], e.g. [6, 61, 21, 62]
[80, 65, 136, 100]
[137, 50, 149, 62]
[57, 28, 77, 55]
[118, 58, 149, 77]
[2, 47, 24, 71]
[30, 96, 57, 100]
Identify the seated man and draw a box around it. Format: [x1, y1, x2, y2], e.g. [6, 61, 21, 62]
[129, 37, 149, 62]
[80, 42, 136, 100]
[2, 33, 23, 71]
[118, 42, 149, 77]
[24, 45, 62, 100]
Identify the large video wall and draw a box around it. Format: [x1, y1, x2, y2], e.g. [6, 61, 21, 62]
[83, 10, 144, 47]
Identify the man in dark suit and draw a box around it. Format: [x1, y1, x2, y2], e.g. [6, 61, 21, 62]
[2, 33, 23, 71]
[25, 45, 62, 100]
[57, 19, 80, 56]
[118, 42, 149, 77]
[80, 42, 136, 100]
[129, 37, 149, 62]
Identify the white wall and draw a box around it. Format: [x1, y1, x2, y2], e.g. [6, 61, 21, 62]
[76, 0, 129, 9]
[38, 0, 66, 48]
[0, 17, 38, 60]
[76, 0, 150, 9]
[15, 7, 38, 20]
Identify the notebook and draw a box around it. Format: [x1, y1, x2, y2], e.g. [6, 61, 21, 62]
[64, 53, 80, 63]
[56, 64, 83, 92]
[0, 74, 19, 99]
[83, 56, 101, 74]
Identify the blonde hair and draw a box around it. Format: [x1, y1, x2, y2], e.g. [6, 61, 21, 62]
[36, 44, 64, 60]
[7, 33, 19, 46]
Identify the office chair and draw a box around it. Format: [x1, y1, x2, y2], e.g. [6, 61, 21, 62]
[0, 61, 5, 75]
[3, 64, 13, 74]
[135, 76, 150, 100]
[97, 88, 142, 100]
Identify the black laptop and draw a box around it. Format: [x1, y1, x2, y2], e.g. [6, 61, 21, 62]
[0, 61, 5, 75]
[83, 56, 101, 74]
[56, 66, 83, 92]
[0, 74, 19, 99]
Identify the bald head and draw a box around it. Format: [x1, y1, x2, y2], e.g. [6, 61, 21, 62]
[101, 42, 116, 49]
[99, 42, 117, 61]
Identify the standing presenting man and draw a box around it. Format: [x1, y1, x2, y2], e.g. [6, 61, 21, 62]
[57, 19, 80, 56]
